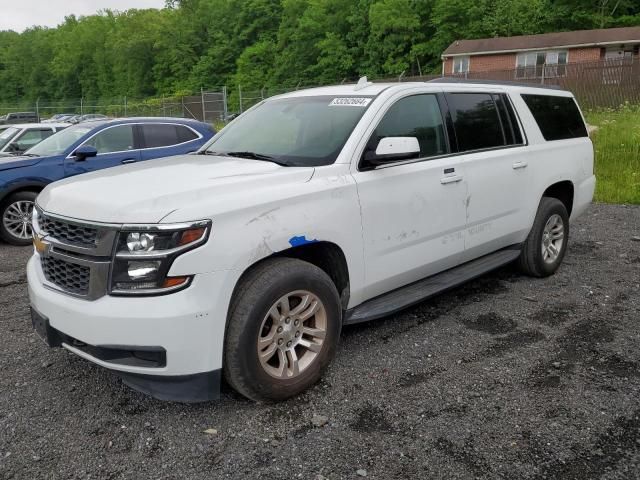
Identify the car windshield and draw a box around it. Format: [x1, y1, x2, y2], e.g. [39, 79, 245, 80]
[0, 127, 19, 149]
[26, 125, 93, 156]
[203, 95, 374, 166]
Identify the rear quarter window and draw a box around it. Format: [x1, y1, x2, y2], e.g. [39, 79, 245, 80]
[141, 124, 198, 148]
[521, 94, 588, 141]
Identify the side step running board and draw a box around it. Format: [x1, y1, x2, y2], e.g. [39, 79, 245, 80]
[343, 246, 521, 325]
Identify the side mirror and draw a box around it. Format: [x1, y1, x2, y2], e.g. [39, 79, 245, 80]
[363, 137, 420, 167]
[73, 145, 98, 161]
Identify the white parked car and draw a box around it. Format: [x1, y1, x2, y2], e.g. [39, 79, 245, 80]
[0, 123, 69, 155]
[27, 79, 595, 402]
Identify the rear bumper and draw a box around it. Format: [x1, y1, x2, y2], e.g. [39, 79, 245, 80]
[27, 255, 241, 401]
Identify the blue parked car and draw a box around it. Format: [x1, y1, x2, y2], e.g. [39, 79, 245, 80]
[0, 117, 215, 245]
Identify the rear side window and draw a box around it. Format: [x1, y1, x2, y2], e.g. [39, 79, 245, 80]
[495, 94, 524, 145]
[141, 124, 198, 148]
[177, 125, 199, 143]
[446, 93, 505, 151]
[521, 94, 588, 141]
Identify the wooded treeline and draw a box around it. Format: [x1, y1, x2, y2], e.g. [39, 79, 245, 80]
[0, 0, 638, 102]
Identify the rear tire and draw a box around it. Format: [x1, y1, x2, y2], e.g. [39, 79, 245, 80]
[0, 191, 37, 246]
[224, 258, 342, 402]
[518, 197, 569, 277]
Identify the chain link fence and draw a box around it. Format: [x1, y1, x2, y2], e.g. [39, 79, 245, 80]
[1, 58, 638, 124]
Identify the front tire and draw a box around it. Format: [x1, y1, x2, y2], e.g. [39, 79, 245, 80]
[0, 191, 37, 246]
[518, 197, 569, 277]
[224, 258, 342, 402]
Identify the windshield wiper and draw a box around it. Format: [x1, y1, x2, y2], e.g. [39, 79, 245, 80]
[18, 153, 40, 157]
[198, 150, 291, 166]
[224, 151, 290, 166]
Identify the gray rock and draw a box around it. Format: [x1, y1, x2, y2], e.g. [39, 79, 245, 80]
[311, 414, 329, 427]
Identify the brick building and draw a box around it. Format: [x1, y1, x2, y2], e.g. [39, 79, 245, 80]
[441, 26, 640, 80]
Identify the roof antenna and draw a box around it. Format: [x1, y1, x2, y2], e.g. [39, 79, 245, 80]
[354, 76, 372, 91]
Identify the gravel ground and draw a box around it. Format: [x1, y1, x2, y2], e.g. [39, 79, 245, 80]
[1, 203, 639, 480]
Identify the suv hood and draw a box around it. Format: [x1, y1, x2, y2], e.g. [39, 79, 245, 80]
[37, 154, 315, 223]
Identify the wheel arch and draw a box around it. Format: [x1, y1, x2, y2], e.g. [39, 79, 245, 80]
[232, 241, 351, 311]
[0, 182, 47, 206]
[542, 180, 574, 217]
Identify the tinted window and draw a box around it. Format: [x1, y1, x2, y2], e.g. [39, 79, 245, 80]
[177, 125, 199, 143]
[141, 124, 198, 148]
[367, 94, 447, 159]
[84, 125, 135, 154]
[521, 94, 588, 141]
[447, 93, 505, 151]
[494, 94, 524, 145]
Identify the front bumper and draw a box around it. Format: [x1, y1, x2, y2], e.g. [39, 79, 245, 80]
[27, 255, 240, 401]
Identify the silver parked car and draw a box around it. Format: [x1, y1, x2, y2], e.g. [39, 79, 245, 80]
[0, 123, 69, 155]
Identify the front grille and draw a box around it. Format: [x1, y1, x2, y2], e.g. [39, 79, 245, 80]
[40, 215, 98, 248]
[41, 256, 90, 296]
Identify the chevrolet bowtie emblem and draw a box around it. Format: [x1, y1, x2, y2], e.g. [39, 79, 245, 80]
[33, 234, 49, 255]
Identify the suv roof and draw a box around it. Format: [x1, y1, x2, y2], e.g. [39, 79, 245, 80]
[277, 78, 573, 100]
[429, 77, 563, 90]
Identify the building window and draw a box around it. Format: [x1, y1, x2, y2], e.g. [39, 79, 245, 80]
[516, 51, 568, 79]
[452, 56, 470, 75]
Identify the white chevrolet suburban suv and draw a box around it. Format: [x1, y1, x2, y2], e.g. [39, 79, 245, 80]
[27, 79, 595, 402]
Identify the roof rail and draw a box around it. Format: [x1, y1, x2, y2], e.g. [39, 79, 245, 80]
[428, 77, 564, 90]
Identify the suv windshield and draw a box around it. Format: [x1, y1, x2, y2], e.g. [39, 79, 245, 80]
[26, 125, 93, 157]
[0, 127, 19, 150]
[203, 95, 374, 166]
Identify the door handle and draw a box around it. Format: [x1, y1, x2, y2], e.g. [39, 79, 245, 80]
[121, 158, 137, 164]
[512, 161, 528, 170]
[440, 175, 463, 185]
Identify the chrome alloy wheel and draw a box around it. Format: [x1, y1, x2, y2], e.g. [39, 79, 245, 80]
[2, 200, 34, 241]
[541, 213, 564, 264]
[257, 290, 327, 379]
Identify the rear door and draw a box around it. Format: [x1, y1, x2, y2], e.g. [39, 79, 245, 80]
[444, 91, 531, 261]
[64, 124, 141, 176]
[353, 92, 468, 300]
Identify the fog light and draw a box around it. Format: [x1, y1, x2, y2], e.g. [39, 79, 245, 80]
[126, 232, 156, 252]
[127, 261, 161, 280]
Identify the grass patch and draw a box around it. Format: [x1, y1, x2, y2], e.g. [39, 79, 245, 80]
[585, 105, 640, 204]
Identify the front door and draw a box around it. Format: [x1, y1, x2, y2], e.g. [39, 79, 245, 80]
[353, 93, 468, 301]
[64, 124, 140, 177]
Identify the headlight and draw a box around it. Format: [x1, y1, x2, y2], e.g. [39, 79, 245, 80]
[110, 221, 211, 295]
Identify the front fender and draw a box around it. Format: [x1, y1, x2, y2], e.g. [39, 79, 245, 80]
[167, 170, 366, 307]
